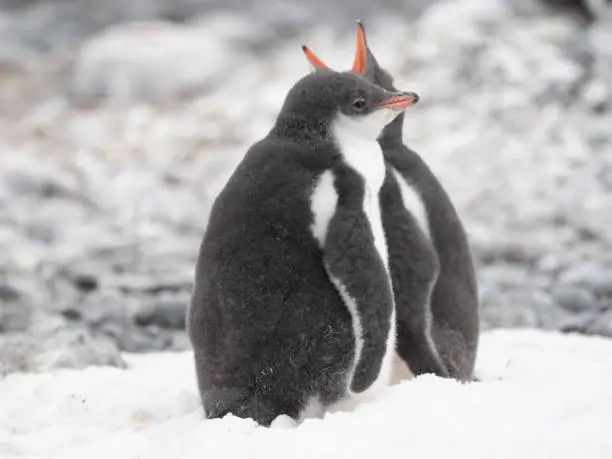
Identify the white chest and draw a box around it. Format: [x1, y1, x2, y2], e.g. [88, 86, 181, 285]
[332, 130, 389, 272]
[335, 135, 387, 193]
[390, 167, 431, 240]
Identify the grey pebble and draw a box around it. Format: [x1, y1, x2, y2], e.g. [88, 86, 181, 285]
[0, 282, 33, 333]
[550, 286, 598, 313]
[0, 326, 125, 376]
[559, 312, 599, 334]
[104, 273, 193, 295]
[590, 271, 612, 297]
[585, 310, 612, 338]
[536, 254, 567, 277]
[477, 264, 531, 290]
[134, 294, 189, 330]
[0, 303, 32, 333]
[69, 293, 132, 328]
[97, 321, 173, 353]
[558, 264, 612, 297]
[481, 286, 575, 331]
[0, 283, 22, 302]
[481, 305, 540, 329]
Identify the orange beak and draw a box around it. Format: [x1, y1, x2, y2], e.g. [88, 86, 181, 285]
[301, 45, 329, 70]
[377, 92, 420, 111]
[351, 20, 367, 75]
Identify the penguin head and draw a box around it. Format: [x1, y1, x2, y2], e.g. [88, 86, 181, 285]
[276, 65, 417, 142]
[302, 20, 399, 93]
[300, 20, 411, 142]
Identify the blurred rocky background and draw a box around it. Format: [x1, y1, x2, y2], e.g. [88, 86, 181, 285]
[1, 0, 611, 375]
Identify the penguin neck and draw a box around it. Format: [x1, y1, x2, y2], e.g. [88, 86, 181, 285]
[270, 111, 332, 144]
[331, 112, 389, 194]
[378, 113, 405, 148]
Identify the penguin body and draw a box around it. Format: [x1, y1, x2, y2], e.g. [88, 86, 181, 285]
[380, 141, 479, 380]
[361, 26, 480, 381]
[188, 69, 418, 426]
[303, 23, 480, 381]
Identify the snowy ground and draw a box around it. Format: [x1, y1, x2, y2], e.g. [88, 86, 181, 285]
[1, 329, 612, 459]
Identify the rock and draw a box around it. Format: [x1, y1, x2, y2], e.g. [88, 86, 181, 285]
[104, 272, 192, 295]
[170, 330, 190, 351]
[0, 303, 31, 333]
[475, 241, 537, 265]
[478, 264, 532, 290]
[480, 285, 539, 328]
[0, 283, 21, 302]
[0, 326, 125, 376]
[532, 294, 575, 331]
[478, 263, 554, 292]
[474, 229, 570, 266]
[481, 302, 540, 329]
[0, 282, 34, 333]
[590, 272, 612, 297]
[535, 254, 567, 277]
[558, 263, 612, 297]
[97, 321, 172, 353]
[550, 286, 598, 313]
[60, 308, 83, 322]
[569, 204, 612, 247]
[71, 20, 239, 104]
[4, 166, 80, 201]
[541, 0, 600, 20]
[42, 262, 101, 303]
[585, 310, 612, 337]
[134, 293, 189, 329]
[59, 290, 187, 352]
[72, 272, 100, 294]
[599, 298, 612, 311]
[559, 311, 599, 334]
[481, 287, 571, 330]
[68, 292, 131, 328]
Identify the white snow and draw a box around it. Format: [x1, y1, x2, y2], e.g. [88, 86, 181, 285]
[1, 329, 612, 459]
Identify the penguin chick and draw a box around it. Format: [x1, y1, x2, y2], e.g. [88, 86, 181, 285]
[303, 21, 480, 382]
[188, 68, 419, 426]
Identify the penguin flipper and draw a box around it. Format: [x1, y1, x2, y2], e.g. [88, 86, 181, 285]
[323, 204, 395, 394]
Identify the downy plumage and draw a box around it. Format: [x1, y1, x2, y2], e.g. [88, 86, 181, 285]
[303, 21, 480, 382]
[188, 57, 420, 426]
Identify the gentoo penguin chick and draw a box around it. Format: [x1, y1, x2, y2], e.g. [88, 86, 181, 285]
[188, 67, 420, 426]
[303, 22, 480, 382]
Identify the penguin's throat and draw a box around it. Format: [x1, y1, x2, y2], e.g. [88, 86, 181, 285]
[331, 113, 388, 193]
[333, 111, 399, 143]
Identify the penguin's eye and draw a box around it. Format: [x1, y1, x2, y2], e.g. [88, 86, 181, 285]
[352, 98, 367, 111]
